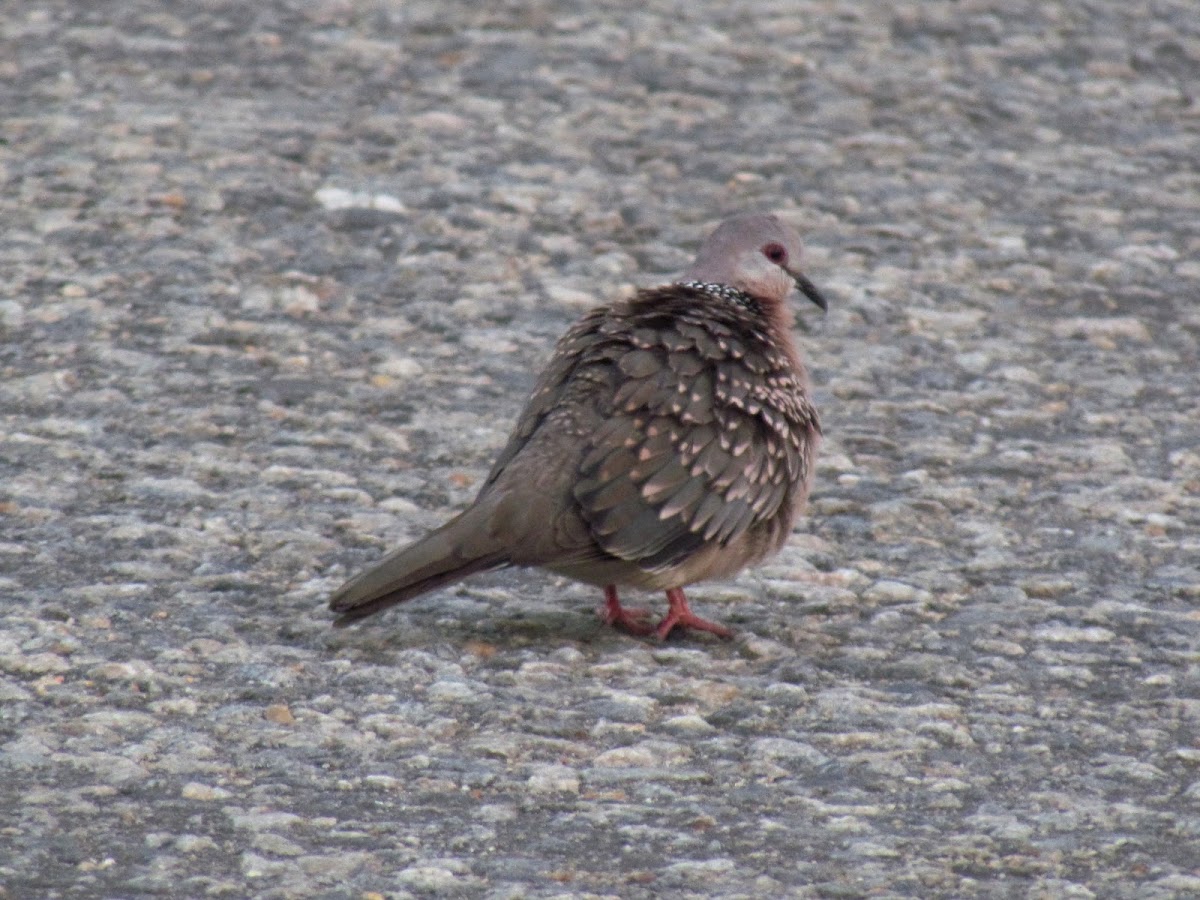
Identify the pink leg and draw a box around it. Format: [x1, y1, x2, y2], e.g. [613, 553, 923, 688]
[598, 585, 655, 636]
[655, 587, 734, 640]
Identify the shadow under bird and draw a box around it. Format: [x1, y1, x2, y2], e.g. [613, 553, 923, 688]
[329, 213, 827, 639]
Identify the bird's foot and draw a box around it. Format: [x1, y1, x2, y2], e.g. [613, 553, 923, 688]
[599, 586, 656, 636]
[655, 587, 734, 640]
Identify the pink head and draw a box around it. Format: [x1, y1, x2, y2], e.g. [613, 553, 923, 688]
[683, 213, 827, 311]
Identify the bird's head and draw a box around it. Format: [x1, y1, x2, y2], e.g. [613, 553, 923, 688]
[683, 213, 827, 312]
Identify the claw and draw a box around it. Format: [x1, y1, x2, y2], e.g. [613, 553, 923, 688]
[655, 587, 733, 640]
[599, 585, 656, 636]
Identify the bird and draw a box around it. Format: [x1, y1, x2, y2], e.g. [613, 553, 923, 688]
[328, 213, 826, 640]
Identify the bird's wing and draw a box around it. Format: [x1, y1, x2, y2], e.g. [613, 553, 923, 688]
[479, 291, 818, 573]
[571, 300, 817, 572]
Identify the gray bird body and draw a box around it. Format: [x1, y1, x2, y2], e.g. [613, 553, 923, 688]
[329, 214, 825, 637]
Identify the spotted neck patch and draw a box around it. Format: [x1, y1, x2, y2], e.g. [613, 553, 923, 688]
[674, 280, 761, 315]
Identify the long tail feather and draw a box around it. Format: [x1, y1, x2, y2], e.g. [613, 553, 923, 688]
[329, 511, 508, 626]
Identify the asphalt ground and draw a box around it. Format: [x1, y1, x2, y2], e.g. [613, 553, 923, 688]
[2, 2, 1198, 897]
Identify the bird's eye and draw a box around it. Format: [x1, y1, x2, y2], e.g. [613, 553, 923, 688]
[762, 243, 788, 266]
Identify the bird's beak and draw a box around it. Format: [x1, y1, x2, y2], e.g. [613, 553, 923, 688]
[789, 268, 828, 312]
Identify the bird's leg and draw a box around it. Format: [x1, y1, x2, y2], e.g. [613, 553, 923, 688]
[598, 585, 655, 636]
[656, 587, 734, 640]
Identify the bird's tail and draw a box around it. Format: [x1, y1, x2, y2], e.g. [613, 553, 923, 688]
[328, 509, 508, 626]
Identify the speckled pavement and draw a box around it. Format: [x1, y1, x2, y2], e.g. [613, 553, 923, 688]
[2, 2, 1198, 897]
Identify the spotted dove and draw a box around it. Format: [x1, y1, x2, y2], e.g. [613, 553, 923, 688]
[329, 213, 826, 639]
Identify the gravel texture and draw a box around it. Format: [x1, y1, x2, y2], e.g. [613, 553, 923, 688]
[3, 1, 1199, 897]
